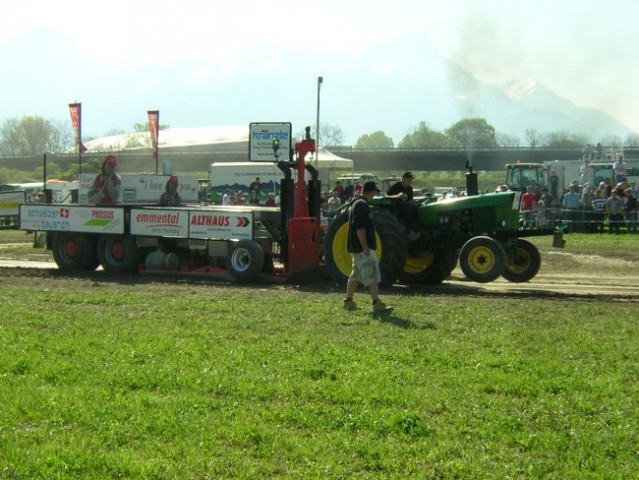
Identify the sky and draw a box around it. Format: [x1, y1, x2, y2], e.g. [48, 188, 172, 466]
[1, 0, 638, 141]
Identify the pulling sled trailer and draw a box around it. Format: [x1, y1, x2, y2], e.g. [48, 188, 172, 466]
[19, 122, 324, 283]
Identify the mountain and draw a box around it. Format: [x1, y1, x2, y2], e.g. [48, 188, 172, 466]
[0, 29, 633, 145]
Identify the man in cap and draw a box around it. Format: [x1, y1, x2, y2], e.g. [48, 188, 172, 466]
[88, 154, 121, 205]
[386, 171, 419, 242]
[344, 181, 394, 314]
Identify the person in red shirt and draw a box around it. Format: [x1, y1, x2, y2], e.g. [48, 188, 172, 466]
[88, 155, 121, 205]
[520, 185, 537, 229]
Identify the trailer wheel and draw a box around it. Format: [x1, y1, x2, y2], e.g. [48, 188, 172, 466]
[97, 235, 139, 273]
[502, 239, 541, 283]
[226, 240, 264, 281]
[400, 249, 458, 285]
[52, 232, 96, 271]
[459, 236, 506, 283]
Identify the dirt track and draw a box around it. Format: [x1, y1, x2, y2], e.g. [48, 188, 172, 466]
[1, 242, 638, 302]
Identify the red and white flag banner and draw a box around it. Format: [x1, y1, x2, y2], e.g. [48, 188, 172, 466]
[68, 102, 88, 153]
[148, 110, 159, 160]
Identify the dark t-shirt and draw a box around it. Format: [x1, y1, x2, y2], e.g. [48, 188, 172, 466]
[347, 198, 376, 253]
[386, 181, 413, 202]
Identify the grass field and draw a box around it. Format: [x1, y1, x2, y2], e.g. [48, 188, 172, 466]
[1, 231, 638, 478]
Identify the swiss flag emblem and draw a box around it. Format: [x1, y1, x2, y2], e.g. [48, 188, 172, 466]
[60, 208, 69, 218]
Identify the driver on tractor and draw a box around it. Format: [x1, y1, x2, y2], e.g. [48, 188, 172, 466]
[386, 171, 420, 242]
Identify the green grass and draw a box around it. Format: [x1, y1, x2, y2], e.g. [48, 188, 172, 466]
[1, 273, 638, 478]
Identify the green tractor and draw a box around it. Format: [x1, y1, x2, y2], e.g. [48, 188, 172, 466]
[324, 191, 555, 287]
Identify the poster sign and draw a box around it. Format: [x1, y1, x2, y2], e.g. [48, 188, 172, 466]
[19, 205, 124, 233]
[189, 210, 253, 240]
[249, 122, 292, 162]
[130, 208, 190, 237]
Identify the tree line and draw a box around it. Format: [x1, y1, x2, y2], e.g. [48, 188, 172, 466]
[2, 115, 639, 158]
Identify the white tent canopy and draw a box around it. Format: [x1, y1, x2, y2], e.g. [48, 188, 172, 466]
[83, 126, 249, 152]
[307, 147, 353, 170]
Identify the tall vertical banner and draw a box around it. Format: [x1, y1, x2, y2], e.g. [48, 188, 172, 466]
[68, 103, 88, 154]
[147, 110, 159, 173]
[69, 102, 87, 174]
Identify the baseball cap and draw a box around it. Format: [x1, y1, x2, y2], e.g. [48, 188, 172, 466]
[362, 181, 380, 193]
[402, 171, 415, 179]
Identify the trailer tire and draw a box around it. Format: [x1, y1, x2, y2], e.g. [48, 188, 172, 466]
[52, 232, 97, 271]
[227, 240, 264, 281]
[97, 235, 139, 273]
[502, 239, 541, 283]
[459, 236, 506, 283]
[400, 249, 458, 285]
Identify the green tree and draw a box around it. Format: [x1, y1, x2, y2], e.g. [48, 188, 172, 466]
[524, 128, 539, 148]
[0, 115, 71, 156]
[299, 122, 345, 147]
[445, 118, 497, 150]
[625, 133, 639, 147]
[355, 131, 394, 148]
[541, 131, 589, 148]
[0, 118, 24, 156]
[398, 122, 450, 148]
[496, 133, 521, 147]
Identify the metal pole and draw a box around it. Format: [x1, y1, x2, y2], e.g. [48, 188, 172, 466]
[315, 76, 323, 168]
[78, 123, 82, 175]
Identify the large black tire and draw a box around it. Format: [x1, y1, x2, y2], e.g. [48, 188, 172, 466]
[226, 240, 264, 281]
[399, 249, 458, 285]
[502, 239, 541, 283]
[51, 232, 97, 272]
[323, 208, 407, 287]
[97, 235, 139, 273]
[459, 236, 506, 283]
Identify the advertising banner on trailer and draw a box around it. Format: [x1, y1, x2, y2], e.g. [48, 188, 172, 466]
[19, 205, 125, 233]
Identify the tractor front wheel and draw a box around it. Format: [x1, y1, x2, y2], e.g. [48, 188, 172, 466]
[502, 239, 541, 283]
[459, 236, 505, 283]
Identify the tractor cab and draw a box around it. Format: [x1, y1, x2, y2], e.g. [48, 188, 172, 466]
[505, 162, 548, 196]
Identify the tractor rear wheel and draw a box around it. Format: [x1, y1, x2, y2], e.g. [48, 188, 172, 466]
[502, 239, 541, 283]
[323, 208, 407, 287]
[459, 236, 505, 283]
[323, 211, 353, 285]
[399, 249, 458, 285]
[372, 209, 408, 287]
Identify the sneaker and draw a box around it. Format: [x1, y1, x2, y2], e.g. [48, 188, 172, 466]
[373, 301, 394, 314]
[408, 231, 420, 243]
[343, 299, 357, 311]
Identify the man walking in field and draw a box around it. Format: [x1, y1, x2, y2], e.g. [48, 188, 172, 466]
[344, 181, 393, 314]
